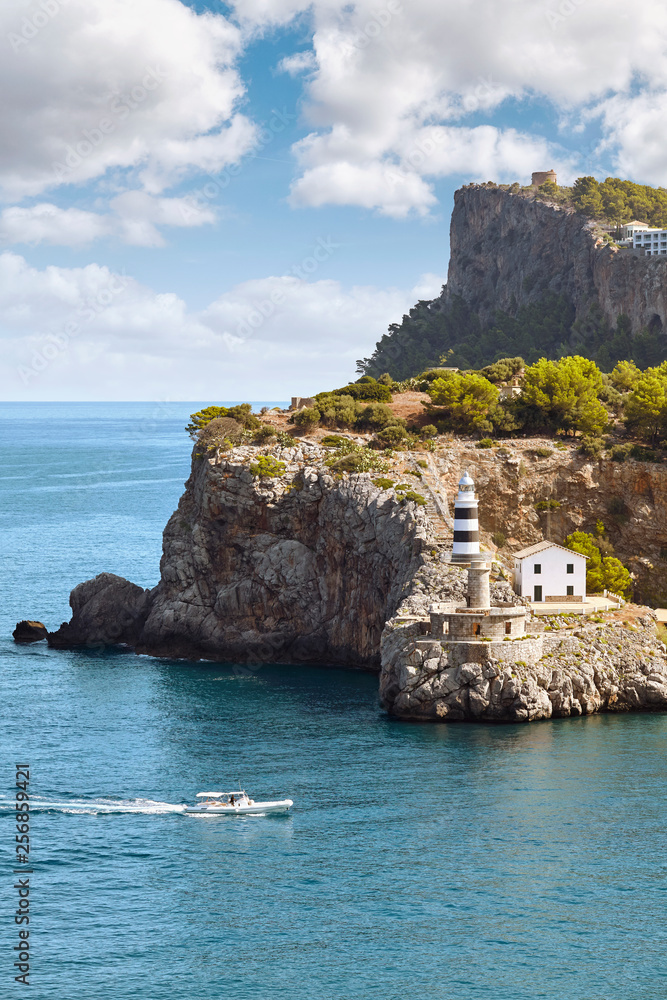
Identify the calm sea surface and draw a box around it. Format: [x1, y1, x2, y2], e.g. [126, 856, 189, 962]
[0, 403, 666, 1000]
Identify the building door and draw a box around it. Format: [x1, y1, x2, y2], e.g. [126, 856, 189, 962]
[534, 585, 542, 602]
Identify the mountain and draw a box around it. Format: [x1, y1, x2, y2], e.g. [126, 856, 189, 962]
[358, 183, 667, 378]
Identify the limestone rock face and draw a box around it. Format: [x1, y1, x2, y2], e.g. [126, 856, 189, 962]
[433, 437, 667, 605]
[380, 614, 667, 722]
[49, 445, 509, 668]
[443, 185, 667, 335]
[48, 573, 153, 650]
[13, 621, 48, 643]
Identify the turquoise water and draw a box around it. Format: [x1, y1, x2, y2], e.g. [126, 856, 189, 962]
[1, 403, 666, 999]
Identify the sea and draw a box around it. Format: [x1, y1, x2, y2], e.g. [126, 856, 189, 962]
[0, 402, 665, 1000]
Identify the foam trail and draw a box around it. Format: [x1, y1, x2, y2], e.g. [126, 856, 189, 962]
[0, 796, 186, 815]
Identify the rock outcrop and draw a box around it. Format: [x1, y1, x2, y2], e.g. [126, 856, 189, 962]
[380, 610, 667, 722]
[31, 434, 667, 725]
[46, 443, 492, 668]
[48, 574, 152, 650]
[13, 621, 48, 643]
[445, 184, 667, 335]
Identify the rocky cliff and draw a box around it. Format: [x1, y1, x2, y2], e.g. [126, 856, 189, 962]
[445, 185, 667, 335]
[359, 183, 667, 377]
[47, 442, 516, 669]
[427, 437, 667, 606]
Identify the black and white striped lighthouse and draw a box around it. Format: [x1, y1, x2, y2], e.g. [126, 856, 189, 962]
[451, 470, 480, 563]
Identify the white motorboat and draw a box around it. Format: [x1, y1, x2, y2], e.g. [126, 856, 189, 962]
[184, 791, 293, 816]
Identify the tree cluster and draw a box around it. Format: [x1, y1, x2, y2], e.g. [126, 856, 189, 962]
[564, 526, 632, 599]
[187, 403, 260, 439]
[569, 176, 667, 229]
[425, 356, 611, 437]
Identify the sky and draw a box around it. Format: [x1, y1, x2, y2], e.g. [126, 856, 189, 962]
[2, 0, 667, 401]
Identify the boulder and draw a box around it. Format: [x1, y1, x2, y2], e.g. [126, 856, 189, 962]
[13, 621, 48, 644]
[48, 573, 153, 650]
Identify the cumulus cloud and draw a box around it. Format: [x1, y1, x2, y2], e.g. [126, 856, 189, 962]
[278, 51, 318, 76]
[109, 192, 218, 247]
[0, 204, 112, 247]
[594, 91, 667, 185]
[0, 0, 257, 199]
[0, 253, 428, 400]
[229, 0, 667, 212]
[289, 160, 437, 217]
[0, 194, 217, 248]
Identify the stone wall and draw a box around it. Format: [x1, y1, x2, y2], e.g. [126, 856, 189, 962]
[380, 611, 667, 722]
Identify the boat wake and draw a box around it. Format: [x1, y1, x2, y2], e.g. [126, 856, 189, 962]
[0, 796, 186, 815]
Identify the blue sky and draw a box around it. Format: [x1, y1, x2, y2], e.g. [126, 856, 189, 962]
[1, 0, 665, 400]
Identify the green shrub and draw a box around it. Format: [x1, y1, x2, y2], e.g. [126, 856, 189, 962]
[375, 424, 408, 447]
[276, 431, 295, 447]
[398, 490, 427, 507]
[198, 417, 244, 450]
[407, 469, 422, 478]
[609, 443, 631, 462]
[321, 434, 349, 447]
[394, 483, 410, 491]
[564, 529, 632, 597]
[424, 439, 436, 452]
[328, 450, 389, 474]
[187, 403, 260, 438]
[427, 371, 499, 434]
[249, 456, 286, 479]
[253, 425, 277, 444]
[578, 435, 604, 458]
[629, 443, 661, 462]
[292, 406, 320, 430]
[476, 437, 494, 448]
[318, 378, 392, 403]
[354, 402, 398, 431]
[492, 531, 507, 548]
[420, 424, 438, 439]
[416, 459, 428, 468]
[535, 499, 561, 511]
[373, 477, 395, 490]
[532, 446, 553, 458]
[318, 394, 358, 429]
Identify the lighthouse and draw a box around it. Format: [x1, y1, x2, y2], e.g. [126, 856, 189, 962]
[451, 470, 480, 564]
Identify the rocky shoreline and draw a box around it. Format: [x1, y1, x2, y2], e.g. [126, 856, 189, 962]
[380, 609, 667, 722]
[19, 436, 667, 723]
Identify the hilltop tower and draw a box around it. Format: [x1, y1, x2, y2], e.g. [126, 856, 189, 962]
[531, 169, 557, 187]
[451, 471, 480, 563]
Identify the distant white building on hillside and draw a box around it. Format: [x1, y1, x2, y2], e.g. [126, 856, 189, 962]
[633, 228, 667, 255]
[621, 220, 649, 239]
[513, 541, 587, 603]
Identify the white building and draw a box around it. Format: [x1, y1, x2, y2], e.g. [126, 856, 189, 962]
[633, 228, 667, 255]
[513, 541, 587, 603]
[621, 220, 649, 239]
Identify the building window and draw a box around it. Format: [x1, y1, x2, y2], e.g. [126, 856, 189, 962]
[534, 563, 541, 574]
[566, 563, 574, 574]
[473, 623, 480, 636]
[505, 621, 512, 635]
[567, 586, 574, 596]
